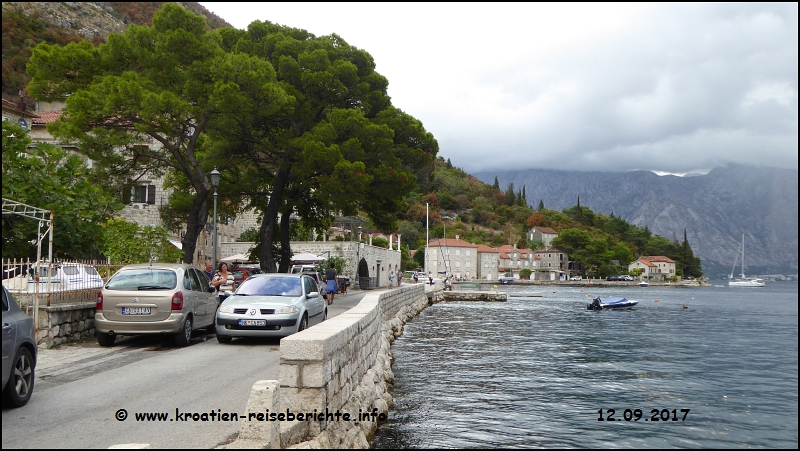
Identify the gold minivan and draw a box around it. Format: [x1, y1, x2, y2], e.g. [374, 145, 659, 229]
[94, 264, 217, 347]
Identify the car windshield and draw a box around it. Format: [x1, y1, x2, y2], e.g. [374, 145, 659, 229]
[237, 277, 302, 296]
[106, 269, 177, 290]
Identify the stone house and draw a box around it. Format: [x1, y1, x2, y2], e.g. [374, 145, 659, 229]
[628, 256, 676, 282]
[427, 237, 478, 279]
[476, 244, 500, 281]
[530, 247, 570, 281]
[498, 244, 533, 273]
[528, 226, 559, 247]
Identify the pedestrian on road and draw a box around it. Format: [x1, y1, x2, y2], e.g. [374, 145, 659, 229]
[325, 263, 338, 305]
[212, 262, 235, 304]
[203, 259, 215, 282]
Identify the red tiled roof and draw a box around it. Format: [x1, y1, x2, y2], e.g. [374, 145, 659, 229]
[640, 256, 675, 263]
[476, 244, 498, 253]
[2, 99, 39, 118]
[428, 238, 477, 248]
[634, 258, 656, 267]
[31, 110, 63, 124]
[534, 227, 558, 235]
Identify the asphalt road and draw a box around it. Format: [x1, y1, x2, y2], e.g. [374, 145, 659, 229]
[1, 288, 377, 449]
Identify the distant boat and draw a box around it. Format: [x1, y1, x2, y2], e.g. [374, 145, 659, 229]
[639, 281, 649, 287]
[728, 234, 765, 287]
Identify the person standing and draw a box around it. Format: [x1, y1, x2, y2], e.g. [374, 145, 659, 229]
[203, 259, 215, 282]
[325, 263, 338, 305]
[212, 262, 235, 304]
[388, 271, 394, 287]
[397, 269, 402, 287]
[428, 272, 433, 285]
[413, 271, 419, 284]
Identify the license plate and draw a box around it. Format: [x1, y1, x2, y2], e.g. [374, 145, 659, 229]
[239, 319, 266, 326]
[122, 307, 151, 315]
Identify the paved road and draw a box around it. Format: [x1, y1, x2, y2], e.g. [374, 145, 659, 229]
[1, 288, 380, 449]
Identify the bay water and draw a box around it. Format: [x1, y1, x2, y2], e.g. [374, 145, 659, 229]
[372, 281, 798, 448]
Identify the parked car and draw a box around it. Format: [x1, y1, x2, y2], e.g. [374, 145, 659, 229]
[2, 262, 104, 293]
[215, 273, 326, 342]
[620, 275, 635, 281]
[229, 266, 263, 286]
[94, 264, 218, 347]
[606, 275, 620, 281]
[569, 276, 582, 281]
[2, 286, 37, 407]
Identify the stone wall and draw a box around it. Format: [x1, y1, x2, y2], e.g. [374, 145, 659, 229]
[35, 302, 96, 348]
[277, 284, 427, 448]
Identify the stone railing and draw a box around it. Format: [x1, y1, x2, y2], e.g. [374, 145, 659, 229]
[35, 302, 96, 347]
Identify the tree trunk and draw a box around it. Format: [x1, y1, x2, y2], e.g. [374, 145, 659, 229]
[277, 206, 292, 273]
[180, 188, 209, 264]
[259, 167, 290, 272]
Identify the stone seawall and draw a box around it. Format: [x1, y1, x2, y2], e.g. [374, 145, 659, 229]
[224, 285, 506, 449]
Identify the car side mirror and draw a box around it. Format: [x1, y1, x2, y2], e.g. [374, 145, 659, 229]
[307, 291, 320, 299]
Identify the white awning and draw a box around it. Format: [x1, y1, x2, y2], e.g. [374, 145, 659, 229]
[167, 239, 182, 250]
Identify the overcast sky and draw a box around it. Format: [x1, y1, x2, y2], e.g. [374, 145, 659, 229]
[200, 2, 797, 175]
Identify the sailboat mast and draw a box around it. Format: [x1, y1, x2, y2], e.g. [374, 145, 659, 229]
[741, 233, 745, 279]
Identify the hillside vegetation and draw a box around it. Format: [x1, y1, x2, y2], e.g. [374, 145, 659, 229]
[399, 157, 702, 278]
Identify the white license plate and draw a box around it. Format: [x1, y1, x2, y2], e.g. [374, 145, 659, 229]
[122, 307, 151, 315]
[239, 319, 266, 326]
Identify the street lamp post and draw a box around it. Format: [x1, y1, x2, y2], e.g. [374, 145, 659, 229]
[210, 167, 220, 269]
[356, 225, 362, 289]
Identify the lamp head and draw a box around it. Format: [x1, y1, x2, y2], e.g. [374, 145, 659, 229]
[210, 167, 220, 188]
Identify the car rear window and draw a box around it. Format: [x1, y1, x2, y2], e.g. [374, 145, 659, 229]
[106, 269, 177, 290]
[230, 270, 244, 280]
[237, 277, 302, 296]
[63, 266, 79, 275]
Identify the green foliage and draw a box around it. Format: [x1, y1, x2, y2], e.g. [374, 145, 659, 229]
[237, 228, 260, 242]
[315, 256, 347, 276]
[101, 217, 182, 265]
[371, 237, 389, 249]
[2, 123, 122, 259]
[519, 268, 532, 279]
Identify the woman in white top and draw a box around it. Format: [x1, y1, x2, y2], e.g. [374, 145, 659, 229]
[212, 262, 236, 303]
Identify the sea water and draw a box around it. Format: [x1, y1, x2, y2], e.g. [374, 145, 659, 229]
[372, 281, 798, 448]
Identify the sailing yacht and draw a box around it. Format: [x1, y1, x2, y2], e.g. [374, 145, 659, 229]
[728, 234, 765, 287]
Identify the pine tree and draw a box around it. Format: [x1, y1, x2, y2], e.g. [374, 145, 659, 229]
[537, 199, 545, 212]
[577, 196, 581, 208]
[493, 176, 500, 191]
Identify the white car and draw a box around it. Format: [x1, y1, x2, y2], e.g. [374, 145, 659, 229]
[2, 262, 104, 293]
[215, 273, 327, 342]
[569, 276, 582, 281]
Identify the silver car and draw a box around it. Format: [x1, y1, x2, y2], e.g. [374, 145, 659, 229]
[215, 273, 327, 343]
[2, 286, 37, 407]
[94, 264, 218, 347]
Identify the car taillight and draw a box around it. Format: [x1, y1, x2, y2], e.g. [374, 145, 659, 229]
[96, 292, 103, 310]
[171, 291, 184, 310]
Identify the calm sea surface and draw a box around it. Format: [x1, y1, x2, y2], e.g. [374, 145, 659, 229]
[372, 281, 798, 448]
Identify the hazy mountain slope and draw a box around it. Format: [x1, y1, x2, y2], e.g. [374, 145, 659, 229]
[475, 165, 798, 276]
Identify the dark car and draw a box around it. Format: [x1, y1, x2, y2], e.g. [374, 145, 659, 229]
[230, 266, 263, 286]
[2, 286, 37, 407]
[606, 275, 620, 281]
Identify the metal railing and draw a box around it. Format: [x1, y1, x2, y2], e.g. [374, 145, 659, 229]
[2, 258, 128, 311]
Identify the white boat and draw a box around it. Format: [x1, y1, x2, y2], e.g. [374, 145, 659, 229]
[728, 234, 765, 287]
[639, 282, 649, 287]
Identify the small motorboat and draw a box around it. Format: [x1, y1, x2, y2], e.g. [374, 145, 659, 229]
[639, 282, 649, 287]
[587, 296, 639, 310]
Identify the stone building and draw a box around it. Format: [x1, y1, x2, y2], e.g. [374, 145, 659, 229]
[427, 237, 479, 279]
[528, 226, 559, 247]
[628, 256, 676, 282]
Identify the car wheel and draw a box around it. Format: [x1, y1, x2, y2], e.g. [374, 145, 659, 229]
[174, 316, 192, 347]
[2, 346, 35, 407]
[97, 333, 116, 347]
[297, 314, 308, 332]
[216, 333, 232, 344]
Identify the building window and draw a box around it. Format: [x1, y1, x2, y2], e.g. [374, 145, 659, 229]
[456, 249, 460, 256]
[132, 185, 147, 203]
[466, 262, 470, 267]
[466, 250, 470, 256]
[455, 261, 460, 268]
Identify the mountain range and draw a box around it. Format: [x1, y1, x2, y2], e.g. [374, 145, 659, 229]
[474, 164, 798, 277]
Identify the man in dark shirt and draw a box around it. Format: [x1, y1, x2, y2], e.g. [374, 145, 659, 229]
[203, 260, 215, 282]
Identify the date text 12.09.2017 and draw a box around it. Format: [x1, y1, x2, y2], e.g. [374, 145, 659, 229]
[598, 408, 690, 422]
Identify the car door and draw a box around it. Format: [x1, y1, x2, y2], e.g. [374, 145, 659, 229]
[182, 269, 201, 326]
[304, 276, 324, 325]
[190, 268, 215, 325]
[2, 288, 17, 387]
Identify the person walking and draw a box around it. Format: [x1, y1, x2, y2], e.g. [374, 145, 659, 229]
[413, 271, 419, 284]
[211, 262, 236, 304]
[325, 263, 338, 305]
[388, 271, 394, 287]
[397, 269, 402, 287]
[428, 272, 433, 285]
